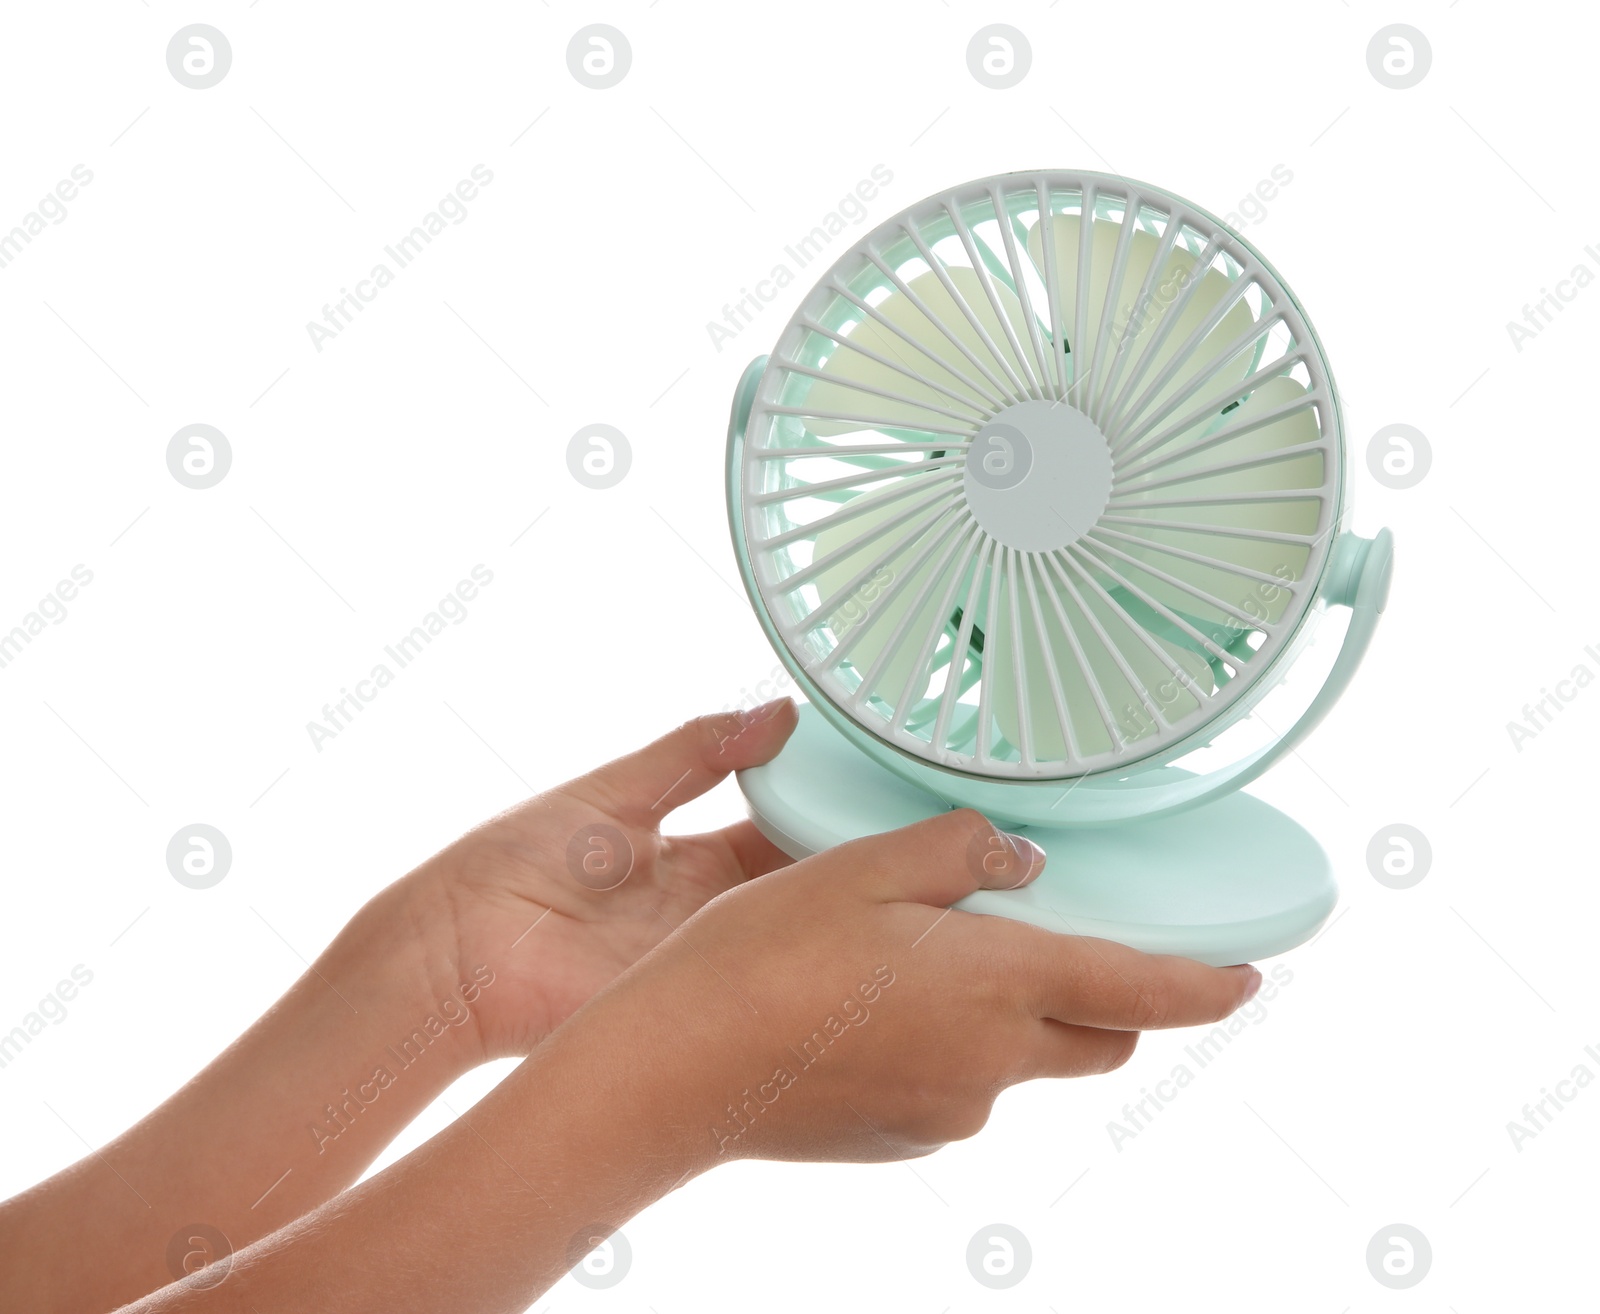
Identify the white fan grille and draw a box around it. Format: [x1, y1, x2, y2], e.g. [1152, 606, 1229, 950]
[740, 171, 1343, 781]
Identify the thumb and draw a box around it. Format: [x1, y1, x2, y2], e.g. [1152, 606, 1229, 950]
[559, 697, 798, 827]
[846, 808, 1047, 907]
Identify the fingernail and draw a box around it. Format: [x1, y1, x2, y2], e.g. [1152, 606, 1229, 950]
[1003, 831, 1046, 879]
[746, 696, 792, 723]
[1238, 965, 1263, 1002]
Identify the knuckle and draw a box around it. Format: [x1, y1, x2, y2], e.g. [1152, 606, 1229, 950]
[912, 807, 992, 861]
[895, 1103, 945, 1149]
[936, 1099, 994, 1144]
[1100, 1030, 1140, 1073]
[897, 1081, 992, 1146]
[944, 807, 997, 847]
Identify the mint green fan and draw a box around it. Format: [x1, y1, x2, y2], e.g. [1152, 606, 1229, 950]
[726, 170, 1393, 965]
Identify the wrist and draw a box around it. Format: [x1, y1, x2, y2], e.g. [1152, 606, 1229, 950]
[548, 976, 765, 1184]
[531, 1010, 725, 1199]
[324, 878, 492, 1081]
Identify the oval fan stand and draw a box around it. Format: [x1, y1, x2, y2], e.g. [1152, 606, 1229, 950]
[738, 704, 1336, 968]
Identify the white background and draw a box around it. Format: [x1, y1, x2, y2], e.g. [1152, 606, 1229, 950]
[1, 2, 1595, 1309]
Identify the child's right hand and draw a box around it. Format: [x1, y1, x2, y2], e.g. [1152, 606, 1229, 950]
[551, 807, 1263, 1168]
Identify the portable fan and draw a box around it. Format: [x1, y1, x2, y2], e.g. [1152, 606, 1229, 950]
[725, 170, 1392, 965]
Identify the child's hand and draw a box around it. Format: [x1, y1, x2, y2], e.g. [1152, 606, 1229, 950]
[397, 698, 801, 1060]
[548, 806, 1262, 1165]
[0, 698, 808, 1314]
[16, 744, 1263, 1314]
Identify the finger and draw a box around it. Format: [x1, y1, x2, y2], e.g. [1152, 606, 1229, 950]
[1024, 1019, 1140, 1080]
[1003, 925, 1261, 1031]
[559, 699, 798, 827]
[672, 818, 794, 889]
[845, 808, 1046, 907]
[715, 818, 795, 880]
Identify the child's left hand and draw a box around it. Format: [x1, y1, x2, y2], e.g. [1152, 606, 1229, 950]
[395, 697, 800, 1059]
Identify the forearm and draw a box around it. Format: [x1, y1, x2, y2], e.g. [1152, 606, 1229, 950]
[0, 879, 487, 1314]
[123, 993, 717, 1314]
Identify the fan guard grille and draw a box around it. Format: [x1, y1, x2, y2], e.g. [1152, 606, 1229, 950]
[739, 171, 1343, 781]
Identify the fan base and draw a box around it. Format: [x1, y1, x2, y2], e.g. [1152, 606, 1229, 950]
[736, 704, 1336, 967]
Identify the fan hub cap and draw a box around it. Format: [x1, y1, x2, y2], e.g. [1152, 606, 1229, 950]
[961, 399, 1113, 552]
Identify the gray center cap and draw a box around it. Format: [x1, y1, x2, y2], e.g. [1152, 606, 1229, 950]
[961, 399, 1114, 552]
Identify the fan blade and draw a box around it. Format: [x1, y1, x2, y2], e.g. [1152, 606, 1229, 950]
[985, 550, 1216, 763]
[810, 489, 963, 706]
[801, 267, 1032, 435]
[1023, 211, 1121, 390]
[1022, 208, 1261, 436]
[1108, 376, 1322, 627]
[1116, 274, 1257, 436]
